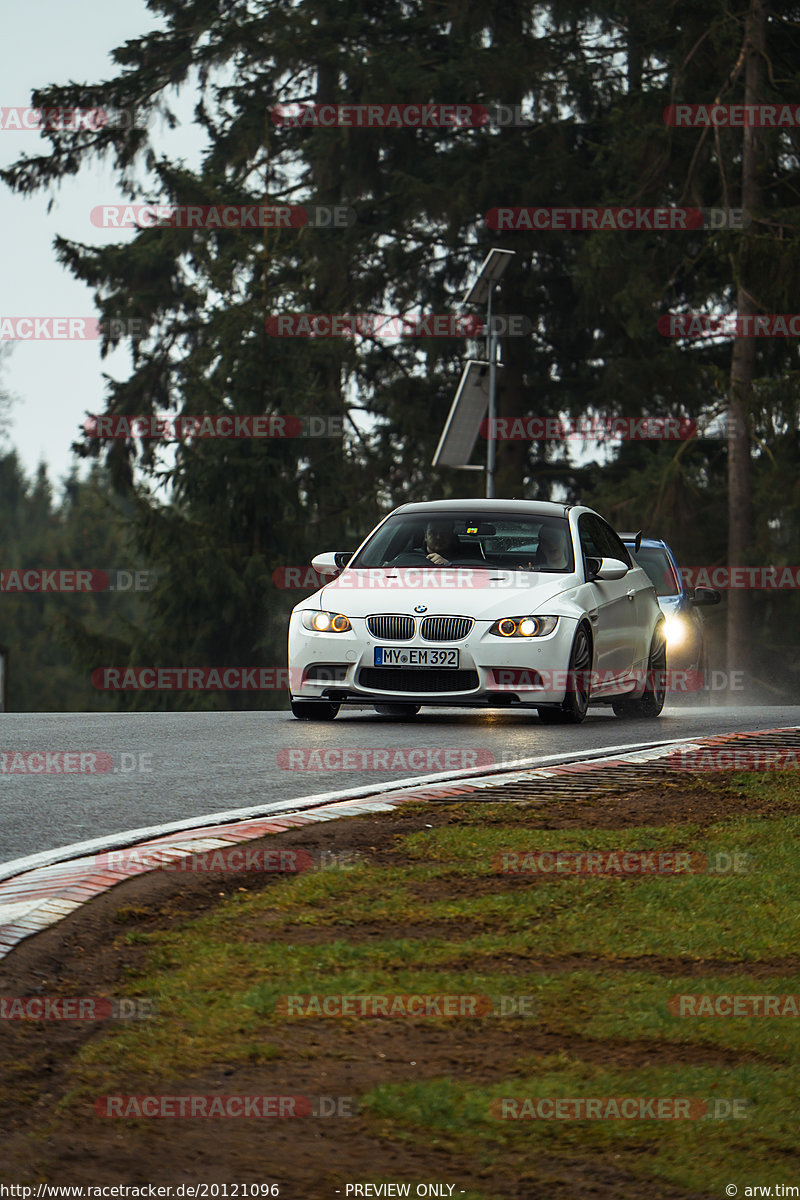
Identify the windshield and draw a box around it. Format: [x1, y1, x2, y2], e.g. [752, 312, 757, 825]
[628, 546, 681, 596]
[349, 511, 575, 573]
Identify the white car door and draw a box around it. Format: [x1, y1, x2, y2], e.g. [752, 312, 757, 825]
[578, 514, 638, 688]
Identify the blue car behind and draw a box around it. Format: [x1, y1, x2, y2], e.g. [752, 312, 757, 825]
[619, 534, 721, 690]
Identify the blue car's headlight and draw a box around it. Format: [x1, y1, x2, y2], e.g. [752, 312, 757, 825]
[663, 613, 690, 649]
[301, 610, 352, 633]
[489, 615, 559, 638]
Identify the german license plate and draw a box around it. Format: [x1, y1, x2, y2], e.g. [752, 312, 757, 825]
[374, 647, 459, 668]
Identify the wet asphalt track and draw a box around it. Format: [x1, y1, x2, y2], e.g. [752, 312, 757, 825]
[1, 703, 799, 867]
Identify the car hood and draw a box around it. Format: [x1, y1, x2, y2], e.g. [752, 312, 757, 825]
[315, 567, 580, 621]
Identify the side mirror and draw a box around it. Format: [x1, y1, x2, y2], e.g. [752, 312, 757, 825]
[692, 585, 721, 607]
[310, 551, 352, 573]
[589, 557, 630, 582]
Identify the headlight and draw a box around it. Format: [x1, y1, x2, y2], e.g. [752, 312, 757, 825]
[489, 615, 559, 638]
[663, 614, 689, 649]
[301, 610, 352, 633]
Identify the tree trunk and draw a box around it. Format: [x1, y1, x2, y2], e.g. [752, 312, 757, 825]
[726, 0, 765, 684]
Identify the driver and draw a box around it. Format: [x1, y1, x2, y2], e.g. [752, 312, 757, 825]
[534, 525, 569, 569]
[425, 520, 461, 566]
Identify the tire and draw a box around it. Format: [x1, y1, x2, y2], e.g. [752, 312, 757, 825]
[537, 624, 592, 725]
[612, 628, 667, 719]
[374, 704, 421, 718]
[290, 699, 340, 721]
[695, 647, 711, 705]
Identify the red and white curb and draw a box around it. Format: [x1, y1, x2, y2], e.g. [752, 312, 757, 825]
[0, 727, 795, 961]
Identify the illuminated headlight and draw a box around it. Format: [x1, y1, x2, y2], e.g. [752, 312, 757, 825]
[663, 614, 689, 649]
[301, 610, 352, 633]
[489, 615, 559, 638]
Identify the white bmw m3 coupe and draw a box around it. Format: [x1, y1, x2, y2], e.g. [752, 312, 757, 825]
[287, 499, 666, 723]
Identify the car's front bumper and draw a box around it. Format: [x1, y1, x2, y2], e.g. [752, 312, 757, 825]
[288, 611, 589, 707]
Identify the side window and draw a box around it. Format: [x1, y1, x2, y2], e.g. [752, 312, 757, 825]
[579, 514, 631, 574]
[596, 520, 633, 567]
[578, 515, 603, 566]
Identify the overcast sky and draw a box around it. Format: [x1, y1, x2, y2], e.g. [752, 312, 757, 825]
[0, 1, 198, 487]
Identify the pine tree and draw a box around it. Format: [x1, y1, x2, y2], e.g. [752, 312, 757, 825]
[4, 0, 800, 706]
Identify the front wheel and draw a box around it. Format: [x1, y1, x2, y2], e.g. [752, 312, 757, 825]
[612, 628, 667, 719]
[694, 647, 711, 706]
[537, 624, 592, 725]
[374, 704, 421, 718]
[290, 699, 340, 721]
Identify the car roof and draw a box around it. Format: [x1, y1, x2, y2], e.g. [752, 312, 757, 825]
[392, 499, 574, 518]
